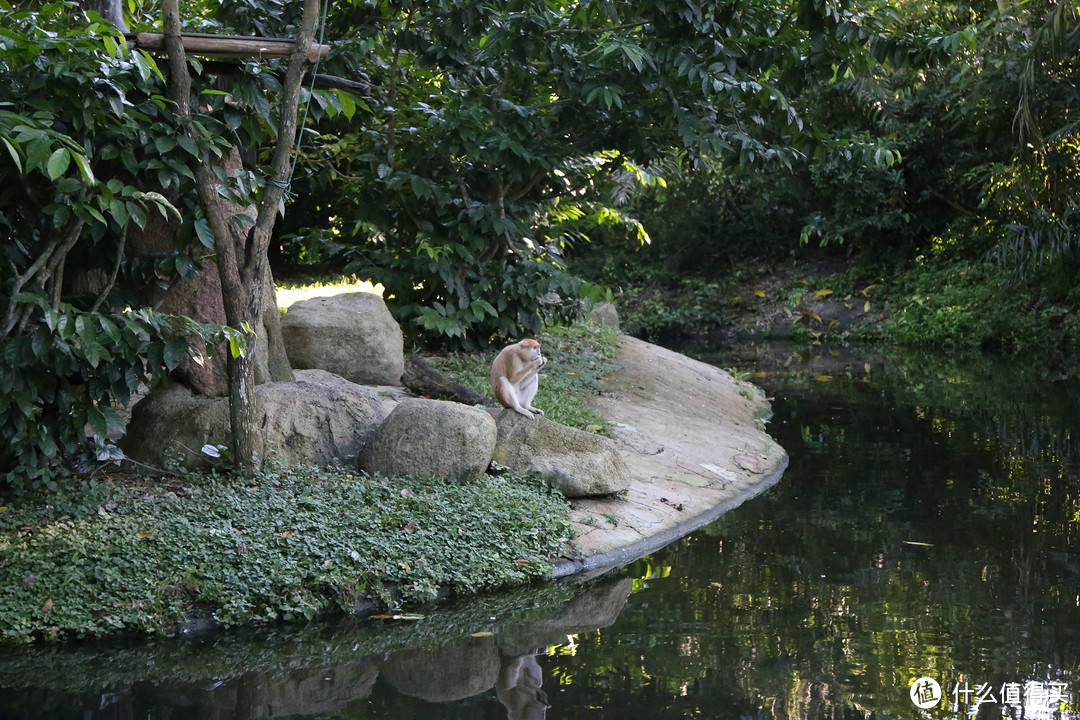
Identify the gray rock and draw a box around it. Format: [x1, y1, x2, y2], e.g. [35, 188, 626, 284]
[585, 300, 620, 328]
[359, 398, 497, 482]
[121, 369, 403, 470]
[281, 292, 405, 386]
[490, 410, 631, 497]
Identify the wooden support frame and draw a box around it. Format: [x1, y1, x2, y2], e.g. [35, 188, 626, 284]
[129, 32, 329, 63]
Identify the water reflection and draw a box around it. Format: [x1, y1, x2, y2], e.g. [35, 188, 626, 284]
[0, 578, 631, 719]
[3, 344, 1080, 720]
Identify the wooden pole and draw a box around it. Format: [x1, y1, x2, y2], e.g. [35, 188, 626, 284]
[131, 32, 329, 63]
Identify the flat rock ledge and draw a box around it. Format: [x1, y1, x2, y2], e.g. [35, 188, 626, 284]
[552, 335, 788, 577]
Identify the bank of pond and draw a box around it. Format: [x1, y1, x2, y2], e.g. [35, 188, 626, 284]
[2, 341, 1080, 719]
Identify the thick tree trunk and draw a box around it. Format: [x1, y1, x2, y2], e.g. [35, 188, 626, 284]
[260, 262, 295, 384]
[80, 0, 128, 32]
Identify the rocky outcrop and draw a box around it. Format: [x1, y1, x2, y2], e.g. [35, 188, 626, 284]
[121, 369, 404, 469]
[490, 410, 631, 497]
[281, 292, 405, 386]
[358, 398, 497, 482]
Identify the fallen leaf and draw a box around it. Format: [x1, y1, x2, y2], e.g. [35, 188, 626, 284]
[277, 530, 294, 538]
[864, 300, 871, 312]
[814, 288, 834, 299]
[754, 290, 766, 298]
[472, 631, 495, 638]
[136, 530, 154, 538]
[400, 488, 414, 498]
[42, 598, 53, 612]
[404, 520, 418, 531]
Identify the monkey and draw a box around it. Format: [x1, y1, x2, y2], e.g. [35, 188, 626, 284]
[491, 338, 547, 419]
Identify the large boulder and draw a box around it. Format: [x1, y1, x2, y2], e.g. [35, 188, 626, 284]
[281, 292, 405, 386]
[490, 411, 631, 497]
[358, 399, 497, 482]
[121, 370, 403, 469]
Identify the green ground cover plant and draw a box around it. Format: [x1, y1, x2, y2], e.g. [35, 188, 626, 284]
[0, 466, 572, 645]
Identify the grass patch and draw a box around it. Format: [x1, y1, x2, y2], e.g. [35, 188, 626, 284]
[428, 320, 621, 431]
[0, 466, 571, 644]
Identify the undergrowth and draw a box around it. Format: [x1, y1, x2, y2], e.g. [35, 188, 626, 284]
[0, 465, 571, 644]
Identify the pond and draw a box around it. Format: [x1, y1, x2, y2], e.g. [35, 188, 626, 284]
[2, 342, 1079, 719]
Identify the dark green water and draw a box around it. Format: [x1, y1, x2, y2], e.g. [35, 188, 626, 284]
[2, 345, 1079, 719]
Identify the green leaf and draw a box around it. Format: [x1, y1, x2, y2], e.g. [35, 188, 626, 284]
[194, 217, 215, 248]
[70, 150, 96, 186]
[1, 137, 22, 173]
[46, 147, 70, 180]
[154, 136, 177, 154]
[338, 90, 357, 120]
[228, 334, 246, 359]
[109, 198, 129, 227]
[163, 336, 189, 372]
[86, 406, 108, 438]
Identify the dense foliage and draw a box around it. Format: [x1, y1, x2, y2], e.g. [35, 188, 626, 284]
[573, 1, 1080, 351]
[278, 0, 896, 345]
[4, 0, 1078, 480]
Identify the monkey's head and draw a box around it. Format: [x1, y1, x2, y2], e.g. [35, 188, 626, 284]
[520, 338, 542, 359]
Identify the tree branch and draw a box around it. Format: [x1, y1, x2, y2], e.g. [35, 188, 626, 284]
[249, 0, 322, 291]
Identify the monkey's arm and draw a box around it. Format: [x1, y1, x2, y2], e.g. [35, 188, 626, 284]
[507, 355, 545, 385]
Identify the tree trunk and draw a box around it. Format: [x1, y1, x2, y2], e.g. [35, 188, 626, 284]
[79, 0, 128, 32]
[162, 0, 318, 476]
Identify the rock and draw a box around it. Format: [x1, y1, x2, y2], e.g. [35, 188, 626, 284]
[586, 300, 620, 328]
[281, 292, 405, 386]
[379, 638, 501, 703]
[359, 399, 497, 482]
[607, 422, 664, 455]
[490, 410, 631, 497]
[121, 370, 403, 470]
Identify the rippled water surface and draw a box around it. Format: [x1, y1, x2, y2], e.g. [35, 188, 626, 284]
[2, 345, 1080, 719]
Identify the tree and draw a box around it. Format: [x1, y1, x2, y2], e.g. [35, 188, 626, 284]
[160, 0, 320, 476]
[279, 0, 895, 345]
[0, 2, 245, 485]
